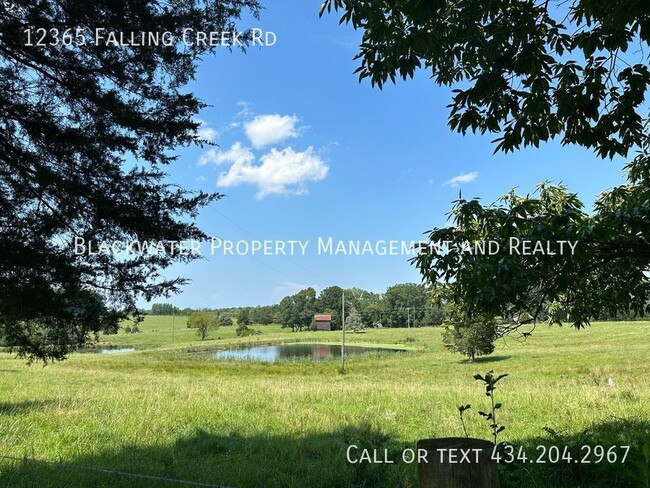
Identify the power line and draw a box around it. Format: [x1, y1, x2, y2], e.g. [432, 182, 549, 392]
[167, 175, 330, 285]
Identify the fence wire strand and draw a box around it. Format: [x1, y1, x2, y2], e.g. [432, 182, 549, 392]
[0, 454, 234, 488]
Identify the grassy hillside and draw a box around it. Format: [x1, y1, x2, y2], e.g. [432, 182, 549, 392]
[0, 317, 648, 487]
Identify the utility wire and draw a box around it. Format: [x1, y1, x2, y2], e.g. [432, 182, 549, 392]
[168, 175, 330, 285]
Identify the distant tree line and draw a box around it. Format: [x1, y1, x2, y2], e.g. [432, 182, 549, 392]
[147, 281, 647, 337]
[147, 282, 446, 331]
[276, 284, 445, 332]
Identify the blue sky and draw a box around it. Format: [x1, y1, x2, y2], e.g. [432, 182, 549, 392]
[158, 0, 629, 309]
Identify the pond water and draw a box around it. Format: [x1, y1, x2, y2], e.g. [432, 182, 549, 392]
[97, 348, 136, 354]
[212, 343, 403, 362]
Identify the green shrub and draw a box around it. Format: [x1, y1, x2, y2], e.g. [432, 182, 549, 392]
[236, 324, 260, 337]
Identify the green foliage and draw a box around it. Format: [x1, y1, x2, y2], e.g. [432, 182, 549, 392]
[0, 0, 262, 361]
[279, 288, 317, 332]
[187, 311, 219, 341]
[457, 404, 471, 439]
[202, 284, 445, 336]
[442, 311, 497, 362]
[316, 286, 344, 330]
[236, 308, 251, 326]
[322, 0, 650, 338]
[235, 323, 260, 337]
[218, 315, 233, 327]
[149, 304, 196, 316]
[383, 283, 428, 327]
[473, 371, 508, 445]
[321, 0, 650, 159]
[215, 305, 278, 326]
[355, 291, 386, 327]
[1, 290, 121, 362]
[150, 304, 180, 316]
[249, 306, 274, 325]
[345, 306, 363, 332]
[422, 305, 444, 326]
[455, 371, 508, 445]
[415, 180, 650, 333]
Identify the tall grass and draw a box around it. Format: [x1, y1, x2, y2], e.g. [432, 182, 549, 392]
[0, 318, 648, 487]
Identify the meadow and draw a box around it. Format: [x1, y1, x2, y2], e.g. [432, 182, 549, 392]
[0, 317, 649, 487]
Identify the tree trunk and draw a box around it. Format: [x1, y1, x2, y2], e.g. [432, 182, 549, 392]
[417, 437, 499, 488]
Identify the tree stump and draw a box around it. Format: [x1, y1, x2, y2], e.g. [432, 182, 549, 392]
[417, 438, 500, 488]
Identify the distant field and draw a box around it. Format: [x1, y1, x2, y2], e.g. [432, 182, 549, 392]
[0, 317, 649, 487]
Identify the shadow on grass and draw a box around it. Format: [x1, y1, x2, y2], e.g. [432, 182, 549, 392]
[459, 355, 511, 364]
[0, 422, 415, 488]
[502, 416, 650, 488]
[0, 400, 54, 416]
[1, 417, 648, 488]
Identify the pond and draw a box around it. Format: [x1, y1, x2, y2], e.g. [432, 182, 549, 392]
[212, 343, 403, 362]
[97, 348, 136, 354]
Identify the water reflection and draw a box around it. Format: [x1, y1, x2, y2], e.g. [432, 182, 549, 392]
[212, 343, 402, 362]
[98, 348, 135, 354]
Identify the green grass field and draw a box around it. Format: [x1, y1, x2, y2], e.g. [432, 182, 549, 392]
[1, 317, 649, 487]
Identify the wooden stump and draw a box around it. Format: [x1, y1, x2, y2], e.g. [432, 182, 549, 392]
[417, 438, 500, 488]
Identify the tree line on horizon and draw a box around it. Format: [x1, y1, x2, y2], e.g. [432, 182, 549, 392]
[148, 283, 446, 331]
[148, 281, 645, 338]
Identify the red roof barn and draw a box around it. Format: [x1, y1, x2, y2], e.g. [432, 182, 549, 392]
[314, 314, 332, 331]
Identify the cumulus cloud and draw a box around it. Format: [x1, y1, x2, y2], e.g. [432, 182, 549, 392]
[214, 144, 328, 198]
[445, 171, 478, 187]
[195, 118, 219, 142]
[198, 149, 217, 166]
[197, 106, 330, 198]
[198, 142, 254, 167]
[244, 114, 300, 148]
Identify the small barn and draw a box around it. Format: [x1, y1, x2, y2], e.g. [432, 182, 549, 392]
[314, 314, 332, 331]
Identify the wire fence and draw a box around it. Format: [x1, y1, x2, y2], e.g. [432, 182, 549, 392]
[0, 454, 234, 488]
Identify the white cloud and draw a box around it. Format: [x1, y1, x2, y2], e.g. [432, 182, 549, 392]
[215, 144, 328, 198]
[244, 114, 300, 149]
[198, 142, 254, 167]
[445, 171, 478, 187]
[195, 118, 219, 142]
[197, 106, 328, 198]
[236, 100, 254, 119]
[198, 149, 217, 166]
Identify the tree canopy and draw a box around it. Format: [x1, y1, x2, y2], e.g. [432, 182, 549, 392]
[442, 309, 497, 362]
[187, 311, 219, 341]
[383, 283, 428, 327]
[317, 285, 344, 330]
[321, 0, 649, 159]
[279, 287, 317, 332]
[0, 0, 260, 361]
[236, 307, 251, 326]
[322, 0, 650, 331]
